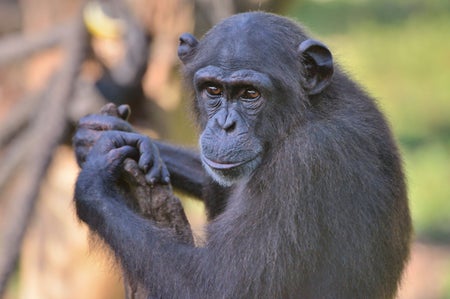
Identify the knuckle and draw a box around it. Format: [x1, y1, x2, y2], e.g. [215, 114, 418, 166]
[140, 135, 152, 146]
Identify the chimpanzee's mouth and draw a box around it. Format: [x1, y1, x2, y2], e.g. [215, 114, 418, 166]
[202, 157, 247, 170]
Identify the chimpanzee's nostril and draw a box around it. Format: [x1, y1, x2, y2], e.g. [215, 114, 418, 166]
[224, 121, 236, 133]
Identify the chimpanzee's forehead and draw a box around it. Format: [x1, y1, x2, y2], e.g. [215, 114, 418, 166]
[201, 16, 284, 53]
[200, 27, 266, 60]
[195, 12, 305, 70]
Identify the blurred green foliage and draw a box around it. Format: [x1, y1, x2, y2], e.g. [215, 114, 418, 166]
[286, 0, 450, 241]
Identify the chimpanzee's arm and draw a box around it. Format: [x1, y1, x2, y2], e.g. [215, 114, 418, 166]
[74, 131, 205, 298]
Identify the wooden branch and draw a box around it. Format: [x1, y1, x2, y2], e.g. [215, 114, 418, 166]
[0, 21, 76, 66]
[0, 16, 88, 296]
[0, 92, 43, 148]
[122, 161, 194, 299]
[123, 159, 194, 244]
[0, 82, 54, 191]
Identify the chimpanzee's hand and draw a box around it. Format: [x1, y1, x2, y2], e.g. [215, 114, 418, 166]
[91, 131, 169, 184]
[75, 131, 170, 205]
[73, 104, 134, 167]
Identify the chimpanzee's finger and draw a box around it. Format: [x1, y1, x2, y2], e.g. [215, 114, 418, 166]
[107, 132, 154, 173]
[119, 133, 169, 185]
[136, 137, 155, 174]
[117, 105, 131, 121]
[100, 103, 131, 121]
[107, 145, 139, 169]
[161, 165, 171, 184]
[91, 131, 169, 184]
[100, 103, 120, 117]
[145, 157, 170, 185]
[77, 114, 133, 132]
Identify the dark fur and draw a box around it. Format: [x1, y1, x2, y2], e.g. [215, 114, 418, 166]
[74, 12, 411, 299]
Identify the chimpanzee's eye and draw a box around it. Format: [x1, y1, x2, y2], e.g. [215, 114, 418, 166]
[205, 85, 223, 97]
[240, 88, 260, 100]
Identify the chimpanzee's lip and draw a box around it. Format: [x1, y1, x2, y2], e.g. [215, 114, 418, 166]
[202, 157, 247, 170]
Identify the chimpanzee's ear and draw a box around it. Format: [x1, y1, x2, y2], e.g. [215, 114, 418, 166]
[298, 39, 334, 95]
[178, 33, 198, 64]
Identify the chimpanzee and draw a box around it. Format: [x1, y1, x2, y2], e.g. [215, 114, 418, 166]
[73, 12, 411, 299]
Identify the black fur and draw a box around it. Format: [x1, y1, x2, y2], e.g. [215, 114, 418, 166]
[74, 12, 411, 299]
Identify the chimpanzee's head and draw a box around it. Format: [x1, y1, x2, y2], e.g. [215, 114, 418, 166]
[178, 12, 333, 186]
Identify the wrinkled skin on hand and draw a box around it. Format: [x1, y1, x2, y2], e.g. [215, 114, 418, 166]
[73, 103, 134, 167]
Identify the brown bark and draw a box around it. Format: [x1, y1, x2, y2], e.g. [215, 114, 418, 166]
[122, 159, 194, 299]
[0, 15, 88, 297]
